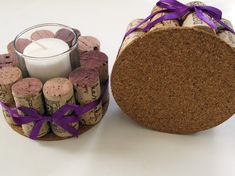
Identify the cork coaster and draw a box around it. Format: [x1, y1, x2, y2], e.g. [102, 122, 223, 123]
[6, 103, 109, 141]
[111, 27, 235, 134]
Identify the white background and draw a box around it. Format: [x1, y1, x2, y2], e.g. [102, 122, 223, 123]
[0, 0, 235, 176]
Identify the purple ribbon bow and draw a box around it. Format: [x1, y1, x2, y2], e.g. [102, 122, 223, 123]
[14, 104, 82, 140]
[125, 0, 235, 37]
[0, 80, 109, 140]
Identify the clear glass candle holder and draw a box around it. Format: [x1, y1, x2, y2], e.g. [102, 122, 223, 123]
[14, 23, 80, 82]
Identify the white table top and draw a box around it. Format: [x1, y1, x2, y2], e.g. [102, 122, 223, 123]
[0, 0, 235, 176]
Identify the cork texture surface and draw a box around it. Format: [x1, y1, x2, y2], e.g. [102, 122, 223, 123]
[111, 27, 235, 134]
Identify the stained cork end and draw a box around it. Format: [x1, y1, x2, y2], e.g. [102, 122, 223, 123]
[0, 67, 22, 85]
[80, 50, 108, 83]
[80, 50, 108, 67]
[8, 39, 32, 54]
[111, 27, 235, 134]
[78, 36, 100, 54]
[0, 53, 18, 68]
[43, 77, 73, 100]
[69, 67, 99, 87]
[12, 78, 42, 97]
[31, 30, 55, 41]
[55, 28, 75, 47]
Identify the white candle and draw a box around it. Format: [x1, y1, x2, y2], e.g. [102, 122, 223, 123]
[23, 38, 71, 82]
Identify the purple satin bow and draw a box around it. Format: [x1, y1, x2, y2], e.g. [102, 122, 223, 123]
[0, 80, 109, 140]
[125, 0, 235, 37]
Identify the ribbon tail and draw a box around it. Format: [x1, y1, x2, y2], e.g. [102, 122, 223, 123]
[29, 120, 45, 140]
[12, 112, 38, 125]
[11, 113, 23, 125]
[195, 8, 217, 29]
[59, 123, 79, 137]
[124, 12, 158, 38]
[142, 10, 185, 32]
[199, 5, 222, 19]
[215, 19, 235, 34]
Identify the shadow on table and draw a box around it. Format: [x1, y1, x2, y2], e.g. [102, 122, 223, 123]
[37, 97, 235, 158]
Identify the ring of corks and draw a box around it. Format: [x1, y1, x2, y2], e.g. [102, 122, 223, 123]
[0, 27, 109, 141]
[111, 2, 235, 134]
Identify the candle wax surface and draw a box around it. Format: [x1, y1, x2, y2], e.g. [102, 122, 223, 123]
[23, 38, 72, 83]
[24, 38, 69, 57]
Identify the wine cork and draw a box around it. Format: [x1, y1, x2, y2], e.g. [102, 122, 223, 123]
[69, 67, 103, 125]
[8, 39, 32, 77]
[80, 51, 108, 84]
[2, 104, 16, 125]
[0, 67, 22, 125]
[31, 30, 55, 41]
[55, 28, 75, 47]
[119, 19, 146, 55]
[69, 48, 81, 70]
[43, 77, 78, 137]
[217, 19, 235, 48]
[55, 28, 80, 69]
[182, 1, 215, 34]
[8, 39, 32, 54]
[7, 41, 15, 53]
[101, 82, 109, 115]
[149, 5, 179, 32]
[0, 53, 18, 68]
[12, 78, 49, 137]
[78, 36, 100, 55]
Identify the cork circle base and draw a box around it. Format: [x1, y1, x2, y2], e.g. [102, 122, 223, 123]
[6, 101, 109, 141]
[111, 27, 235, 134]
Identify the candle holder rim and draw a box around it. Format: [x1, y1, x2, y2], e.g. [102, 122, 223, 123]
[13, 23, 78, 60]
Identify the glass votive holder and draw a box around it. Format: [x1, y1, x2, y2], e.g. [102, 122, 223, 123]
[14, 23, 80, 82]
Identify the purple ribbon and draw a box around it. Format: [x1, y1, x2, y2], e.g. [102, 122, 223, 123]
[125, 0, 235, 38]
[0, 80, 109, 140]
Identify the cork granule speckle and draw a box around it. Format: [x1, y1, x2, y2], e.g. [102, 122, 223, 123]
[111, 27, 235, 134]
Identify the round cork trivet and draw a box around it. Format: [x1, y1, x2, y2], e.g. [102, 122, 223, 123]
[111, 27, 235, 134]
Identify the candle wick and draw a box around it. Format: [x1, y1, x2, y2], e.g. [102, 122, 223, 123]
[31, 40, 47, 50]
